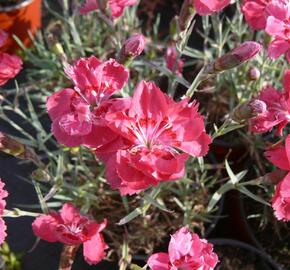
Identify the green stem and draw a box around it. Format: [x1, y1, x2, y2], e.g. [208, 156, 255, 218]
[3, 209, 41, 218]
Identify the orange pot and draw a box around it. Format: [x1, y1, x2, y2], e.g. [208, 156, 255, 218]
[0, 0, 42, 53]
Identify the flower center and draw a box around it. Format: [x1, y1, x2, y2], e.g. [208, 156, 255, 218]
[128, 117, 178, 155]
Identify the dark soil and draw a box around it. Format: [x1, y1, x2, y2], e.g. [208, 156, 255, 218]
[214, 242, 275, 270]
[243, 191, 290, 269]
[216, 246, 265, 269]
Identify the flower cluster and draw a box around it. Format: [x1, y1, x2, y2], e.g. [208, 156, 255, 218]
[47, 54, 211, 195]
[242, 0, 290, 62]
[3, 0, 290, 268]
[148, 227, 218, 270]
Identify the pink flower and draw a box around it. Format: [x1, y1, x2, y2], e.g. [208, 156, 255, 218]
[241, 0, 270, 30]
[0, 53, 22, 86]
[32, 203, 108, 265]
[265, 135, 290, 221]
[47, 56, 129, 148]
[79, 0, 99, 14]
[0, 30, 8, 48]
[272, 175, 290, 221]
[265, 0, 290, 62]
[249, 69, 290, 135]
[0, 179, 8, 245]
[194, 0, 231, 16]
[165, 46, 184, 75]
[268, 38, 290, 62]
[80, 0, 137, 19]
[109, 0, 137, 18]
[101, 81, 211, 195]
[147, 227, 218, 270]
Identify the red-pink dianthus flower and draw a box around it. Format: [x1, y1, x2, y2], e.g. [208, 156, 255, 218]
[194, 0, 231, 16]
[80, 0, 137, 19]
[47, 56, 129, 148]
[241, 0, 270, 30]
[249, 69, 290, 135]
[0, 179, 8, 244]
[265, 0, 290, 62]
[272, 176, 290, 221]
[265, 135, 290, 221]
[32, 203, 108, 265]
[0, 53, 22, 86]
[147, 226, 218, 270]
[100, 80, 211, 195]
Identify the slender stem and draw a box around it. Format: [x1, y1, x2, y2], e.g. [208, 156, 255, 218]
[3, 209, 41, 218]
[59, 245, 80, 270]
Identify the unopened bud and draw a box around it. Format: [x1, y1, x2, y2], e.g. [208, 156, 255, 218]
[32, 168, 51, 182]
[46, 21, 67, 64]
[0, 132, 39, 162]
[123, 34, 146, 57]
[118, 34, 146, 66]
[178, 0, 195, 32]
[232, 99, 267, 122]
[206, 42, 262, 74]
[0, 132, 25, 158]
[248, 67, 261, 81]
[249, 100, 267, 115]
[263, 169, 287, 185]
[52, 43, 67, 64]
[170, 16, 179, 42]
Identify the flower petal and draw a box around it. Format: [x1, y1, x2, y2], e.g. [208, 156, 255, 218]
[147, 253, 170, 270]
[83, 232, 108, 265]
[265, 146, 290, 170]
[32, 214, 59, 242]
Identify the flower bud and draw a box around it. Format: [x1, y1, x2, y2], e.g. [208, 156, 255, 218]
[32, 168, 51, 183]
[178, 0, 195, 32]
[249, 100, 267, 115]
[263, 169, 287, 185]
[122, 34, 146, 57]
[232, 99, 267, 122]
[206, 42, 262, 74]
[46, 21, 67, 64]
[0, 132, 39, 162]
[247, 67, 261, 81]
[118, 34, 146, 66]
[170, 16, 179, 42]
[0, 132, 25, 158]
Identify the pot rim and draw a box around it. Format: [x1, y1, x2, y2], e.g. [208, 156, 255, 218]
[0, 0, 34, 12]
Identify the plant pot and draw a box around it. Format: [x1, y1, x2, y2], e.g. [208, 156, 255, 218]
[211, 238, 283, 270]
[0, 0, 42, 54]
